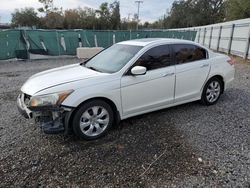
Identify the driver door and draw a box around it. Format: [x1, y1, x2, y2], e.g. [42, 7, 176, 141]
[121, 45, 175, 116]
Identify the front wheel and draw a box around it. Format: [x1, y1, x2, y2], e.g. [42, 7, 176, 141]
[201, 77, 223, 105]
[72, 100, 114, 140]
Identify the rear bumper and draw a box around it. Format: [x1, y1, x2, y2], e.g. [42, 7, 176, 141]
[224, 66, 235, 90]
[17, 94, 74, 134]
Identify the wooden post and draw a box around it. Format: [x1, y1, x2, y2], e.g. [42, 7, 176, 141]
[244, 23, 250, 60]
[227, 24, 235, 54]
[217, 26, 222, 52]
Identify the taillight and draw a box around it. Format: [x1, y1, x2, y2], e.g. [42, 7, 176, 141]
[227, 58, 236, 65]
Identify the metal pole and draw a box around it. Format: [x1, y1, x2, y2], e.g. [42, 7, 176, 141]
[113, 33, 116, 44]
[94, 34, 98, 47]
[198, 28, 201, 43]
[228, 24, 235, 55]
[22, 30, 30, 60]
[209, 26, 213, 49]
[217, 26, 222, 52]
[192, 28, 195, 41]
[202, 27, 206, 45]
[135, 1, 143, 30]
[56, 31, 61, 56]
[244, 23, 250, 60]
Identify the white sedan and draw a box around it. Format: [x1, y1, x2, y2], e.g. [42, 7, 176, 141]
[17, 38, 235, 140]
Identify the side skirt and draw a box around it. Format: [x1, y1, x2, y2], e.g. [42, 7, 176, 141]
[120, 97, 201, 120]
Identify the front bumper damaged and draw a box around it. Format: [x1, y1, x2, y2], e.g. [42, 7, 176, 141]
[17, 93, 74, 134]
[17, 93, 32, 119]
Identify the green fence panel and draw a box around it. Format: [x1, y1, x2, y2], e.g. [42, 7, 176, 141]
[26, 30, 47, 55]
[59, 30, 79, 55]
[82, 30, 95, 47]
[26, 30, 61, 56]
[0, 29, 197, 60]
[113, 31, 131, 42]
[0, 30, 27, 60]
[130, 31, 150, 39]
[92, 31, 113, 48]
[82, 30, 113, 48]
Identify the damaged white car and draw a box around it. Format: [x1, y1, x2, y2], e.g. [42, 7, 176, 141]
[17, 38, 235, 140]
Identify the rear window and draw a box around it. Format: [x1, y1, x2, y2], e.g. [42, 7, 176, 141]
[173, 44, 207, 64]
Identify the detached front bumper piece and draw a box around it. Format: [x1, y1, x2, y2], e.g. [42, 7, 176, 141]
[17, 94, 32, 119]
[17, 93, 73, 134]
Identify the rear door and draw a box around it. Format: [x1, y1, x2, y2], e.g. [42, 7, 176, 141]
[173, 44, 210, 102]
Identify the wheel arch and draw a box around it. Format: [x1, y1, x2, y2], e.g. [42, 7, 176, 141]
[208, 75, 225, 93]
[64, 97, 121, 134]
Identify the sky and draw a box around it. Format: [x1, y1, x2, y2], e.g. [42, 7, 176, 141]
[0, 0, 174, 23]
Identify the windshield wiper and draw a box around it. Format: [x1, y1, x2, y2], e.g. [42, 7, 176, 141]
[80, 59, 90, 66]
[87, 66, 102, 73]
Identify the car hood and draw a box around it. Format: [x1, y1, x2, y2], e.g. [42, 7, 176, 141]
[21, 63, 106, 95]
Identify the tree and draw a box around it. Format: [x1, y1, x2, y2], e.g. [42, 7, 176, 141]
[155, 0, 226, 29]
[42, 12, 64, 29]
[191, 0, 225, 26]
[78, 7, 97, 29]
[120, 18, 137, 30]
[95, 1, 121, 30]
[10, 0, 122, 30]
[143, 21, 150, 29]
[11, 8, 40, 27]
[165, 0, 192, 28]
[110, 1, 121, 30]
[96, 2, 111, 29]
[38, 0, 59, 14]
[38, 0, 64, 29]
[226, 0, 250, 21]
[64, 9, 81, 29]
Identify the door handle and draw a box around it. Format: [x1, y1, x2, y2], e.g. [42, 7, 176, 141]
[200, 63, 209, 68]
[162, 72, 175, 77]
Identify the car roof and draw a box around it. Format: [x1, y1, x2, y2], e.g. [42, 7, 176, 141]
[118, 38, 197, 47]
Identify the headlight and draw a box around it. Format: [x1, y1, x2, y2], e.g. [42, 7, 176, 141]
[29, 90, 73, 108]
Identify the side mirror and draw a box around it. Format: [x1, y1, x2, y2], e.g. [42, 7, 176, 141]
[131, 66, 147, 76]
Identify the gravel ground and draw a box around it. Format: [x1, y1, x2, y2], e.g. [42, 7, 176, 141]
[0, 57, 249, 187]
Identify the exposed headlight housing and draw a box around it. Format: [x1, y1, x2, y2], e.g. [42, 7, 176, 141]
[29, 90, 73, 108]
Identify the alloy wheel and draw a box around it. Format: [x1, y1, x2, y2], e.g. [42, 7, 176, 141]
[79, 106, 110, 137]
[206, 81, 221, 103]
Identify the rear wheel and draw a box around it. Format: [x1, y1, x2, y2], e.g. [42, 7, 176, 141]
[201, 77, 222, 105]
[72, 100, 114, 140]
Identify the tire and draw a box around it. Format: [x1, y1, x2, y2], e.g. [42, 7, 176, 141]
[201, 77, 223, 105]
[72, 100, 114, 140]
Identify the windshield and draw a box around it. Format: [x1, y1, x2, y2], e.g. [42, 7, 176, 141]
[85, 44, 142, 73]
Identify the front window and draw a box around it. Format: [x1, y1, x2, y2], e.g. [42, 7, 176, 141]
[135, 45, 172, 71]
[85, 44, 142, 73]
